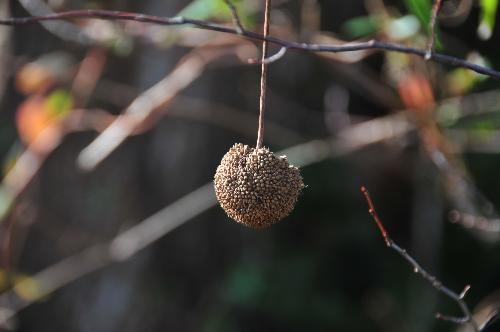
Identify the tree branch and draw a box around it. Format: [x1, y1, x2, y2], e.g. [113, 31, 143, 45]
[0, 9, 498, 79]
[361, 186, 479, 332]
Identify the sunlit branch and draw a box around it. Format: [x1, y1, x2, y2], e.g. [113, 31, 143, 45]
[0, 10, 498, 79]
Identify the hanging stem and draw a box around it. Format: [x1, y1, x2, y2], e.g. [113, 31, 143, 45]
[256, 0, 271, 149]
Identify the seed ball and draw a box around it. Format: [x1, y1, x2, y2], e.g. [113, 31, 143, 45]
[214, 143, 304, 228]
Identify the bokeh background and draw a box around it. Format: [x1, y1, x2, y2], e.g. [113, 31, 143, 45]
[0, 0, 500, 331]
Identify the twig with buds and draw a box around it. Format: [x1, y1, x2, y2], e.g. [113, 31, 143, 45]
[361, 186, 478, 332]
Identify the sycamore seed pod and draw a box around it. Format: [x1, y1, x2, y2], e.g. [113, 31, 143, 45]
[214, 143, 304, 228]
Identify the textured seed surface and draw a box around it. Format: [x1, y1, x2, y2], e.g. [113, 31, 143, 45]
[214, 143, 304, 228]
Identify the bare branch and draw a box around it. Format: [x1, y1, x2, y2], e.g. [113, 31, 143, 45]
[361, 187, 479, 332]
[0, 10, 498, 78]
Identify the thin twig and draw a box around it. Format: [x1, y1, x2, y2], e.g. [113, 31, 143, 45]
[361, 187, 479, 332]
[0, 10, 498, 78]
[223, 0, 245, 34]
[256, 0, 271, 149]
[426, 0, 443, 59]
[249, 46, 287, 64]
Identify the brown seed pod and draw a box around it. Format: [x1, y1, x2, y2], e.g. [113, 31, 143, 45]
[214, 143, 304, 228]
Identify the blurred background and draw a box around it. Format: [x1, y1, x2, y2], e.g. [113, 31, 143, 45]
[0, 0, 500, 331]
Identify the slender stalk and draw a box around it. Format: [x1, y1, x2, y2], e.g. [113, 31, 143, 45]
[256, 0, 271, 149]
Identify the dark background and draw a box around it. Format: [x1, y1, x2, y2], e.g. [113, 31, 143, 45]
[0, 0, 500, 331]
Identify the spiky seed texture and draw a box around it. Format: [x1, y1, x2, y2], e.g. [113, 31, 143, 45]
[214, 143, 304, 228]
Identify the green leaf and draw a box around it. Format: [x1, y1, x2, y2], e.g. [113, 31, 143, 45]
[342, 15, 379, 38]
[178, 0, 252, 26]
[478, 0, 499, 40]
[403, 0, 443, 48]
[404, 0, 432, 28]
[178, 0, 223, 20]
[45, 89, 73, 118]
